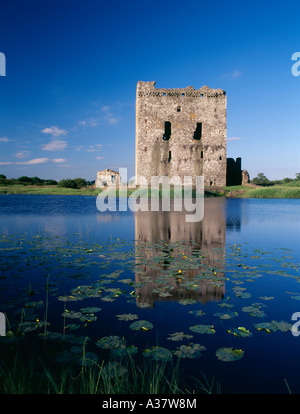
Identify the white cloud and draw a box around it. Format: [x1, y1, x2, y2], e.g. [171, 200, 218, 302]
[227, 137, 243, 141]
[96, 156, 104, 160]
[85, 144, 103, 152]
[42, 140, 68, 151]
[101, 105, 121, 125]
[0, 137, 15, 142]
[78, 118, 99, 128]
[17, 158, 49, 165]
[221, 70, 242, 80]
[0, 158, 67, 166]
[41, 126, 67, 137]
[52, 158, 66, 163]
[15, 151, 30, 159]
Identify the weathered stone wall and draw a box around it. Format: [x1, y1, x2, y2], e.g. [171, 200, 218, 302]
[135, 81, 227, 186]
[95, 169, 120, 188]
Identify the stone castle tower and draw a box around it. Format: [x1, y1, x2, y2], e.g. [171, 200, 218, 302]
[135, 81, 227, 186]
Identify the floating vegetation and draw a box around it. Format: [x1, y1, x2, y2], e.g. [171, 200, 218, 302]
[227, 327, 253, 338]
[111, 344, 138, 358]
[96, 336, 126, 349]
[0, 225, 300, 393]
[189, 325, 215, 334]
[143, 346, 172, 362]
[116, 313, 139, 321]
[213, 311, 238, 320]
[253, 322, 277, 333]
[173, 343, 206, 359]
[129, 320, 153, 331]
[216, 347, 244, 362]
[167, 332, 193, 341]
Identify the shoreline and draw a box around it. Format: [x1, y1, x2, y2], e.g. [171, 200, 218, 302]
[0, 184, 299, 198]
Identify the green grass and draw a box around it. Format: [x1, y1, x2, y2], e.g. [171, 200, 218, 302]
[241, 186, 300, 199]
[0, 183, 299, 198]
[0, 351, 217, 394]
[0, 185, 102, 196]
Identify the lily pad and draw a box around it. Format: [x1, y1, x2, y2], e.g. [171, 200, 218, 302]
[189, 324, 215, 334]
[213, 311, 238, 320]
[271, 320, 292, 332]
[62, 310, 82, 319]
[254, 322, 277, 333]
[129, 320, 153, 331]
[116, 313, 139, 321]
[227, 327, 253, 338]
[216, 347, 244, 362]
[143, 346, 172, 361]
[173, 343, 206, 359]
[96, 335, 126, 349]
[111, 345, 138, 357]
[80, 307, 102, 313]
[167, 332, 193, 341]
[178, 299, 197, 306]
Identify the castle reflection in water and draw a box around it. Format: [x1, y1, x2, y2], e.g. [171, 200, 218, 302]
[134, 199, 229, 307]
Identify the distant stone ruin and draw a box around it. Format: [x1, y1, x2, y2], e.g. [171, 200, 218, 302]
[95, 169, 120, 188]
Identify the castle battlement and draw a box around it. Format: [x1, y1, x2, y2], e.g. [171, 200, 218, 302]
[135, 81, 227, 187]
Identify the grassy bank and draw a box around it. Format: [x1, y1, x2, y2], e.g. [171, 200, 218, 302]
[0, 351, 217, 394]
[0, 184, 299, 198]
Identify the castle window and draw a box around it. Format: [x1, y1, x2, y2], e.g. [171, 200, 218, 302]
[201, 151, 203, 159]
[193, 123, 202, 140]
[168, 151, 171, 162]
[181, 93, 185, 97]
[163, 121, 171, 140]
[219, 156, 222, 160]
[177, 106, 181, 112]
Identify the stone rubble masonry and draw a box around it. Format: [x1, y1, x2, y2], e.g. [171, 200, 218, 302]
[135, 81, 227, 187]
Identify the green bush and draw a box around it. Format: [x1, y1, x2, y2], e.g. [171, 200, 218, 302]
[58, 178, 87, 189]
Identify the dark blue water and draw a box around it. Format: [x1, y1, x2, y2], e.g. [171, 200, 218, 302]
[0, 195, 299, 394]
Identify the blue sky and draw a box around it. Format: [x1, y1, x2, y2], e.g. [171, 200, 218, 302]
[0, 0, 299, 181]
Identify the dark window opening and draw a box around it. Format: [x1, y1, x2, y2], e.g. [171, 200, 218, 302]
[168, 151, 171, 163]
[210, 181, 213, 186]
[163, 121, 171, 140]
[201, 151, 203, 159]
[177, 106, 181, 112]
[219, 155, 222, 160]
[193, 123, 202, 140]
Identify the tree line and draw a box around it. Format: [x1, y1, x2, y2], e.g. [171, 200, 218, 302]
[0, 175, 95, 189]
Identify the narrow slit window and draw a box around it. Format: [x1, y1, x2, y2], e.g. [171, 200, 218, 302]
[168, 151, 171, 162]
[163, 121, 171, 140]
[201, 151, 203, 159]
[193, 123, 202, 140]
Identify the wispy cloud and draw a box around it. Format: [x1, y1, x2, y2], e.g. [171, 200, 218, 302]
[0, 158, 66, 166]
[85, 144, 103, 152]
[41, 126, 68, 137]
[42, 140, 68, 151]
[15, 151, 30, 159]
[221, 70, 242, 80]
[96, 156, 104, 160]
[78, 118, 99, 128]
[0, 137, 15, 143]
[227, 137, 243, 141]
[101, 105, 120, 125]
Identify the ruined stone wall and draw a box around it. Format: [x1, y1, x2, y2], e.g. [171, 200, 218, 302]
[135, 81, 227, 187]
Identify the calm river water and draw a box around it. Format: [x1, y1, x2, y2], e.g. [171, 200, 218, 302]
[0, 195, 299, 393]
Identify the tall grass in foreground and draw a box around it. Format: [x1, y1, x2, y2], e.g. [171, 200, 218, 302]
[242, 186, 300, 198]
[0, 350, 218, 394]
